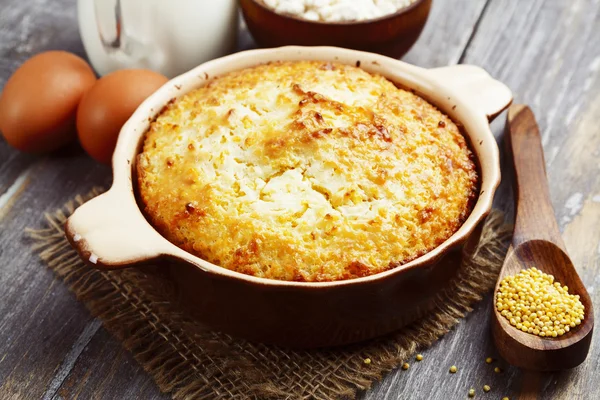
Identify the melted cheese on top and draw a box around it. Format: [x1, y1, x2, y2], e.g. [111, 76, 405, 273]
[137, 61, 478, 282]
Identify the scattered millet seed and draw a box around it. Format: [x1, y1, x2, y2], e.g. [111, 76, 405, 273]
[449, 365, 458, 373]
[468, 388, 476, 397]
[483, 385, 491, 393]
[416, 354, 423, 361]
[496, 267, 585, 338]
[363, 358, 371, 365]
[485, 357, 493, 364]
[494, 367, 502, 374]
[402, 362, 410, 370]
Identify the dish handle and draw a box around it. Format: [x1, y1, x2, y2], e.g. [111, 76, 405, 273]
[428, 65, 512, 122]
[65, 187, 171, 269]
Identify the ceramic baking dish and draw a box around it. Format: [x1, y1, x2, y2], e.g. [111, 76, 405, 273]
[66, 46, 512, 348]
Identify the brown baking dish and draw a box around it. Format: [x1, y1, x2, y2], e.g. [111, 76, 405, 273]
[240, 0, 432, 59]
[65, 46, 512, 348]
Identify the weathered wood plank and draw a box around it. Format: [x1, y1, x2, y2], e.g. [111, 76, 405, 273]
[54, 328, 170, 400]
[461, 2, 600, 397]
[0, 2, 100, 397]
[402, 0, 491, 67]
[364, 297, 522, 400]
[0, 153, 112, 399]
[0, 0, 86, 88]
[538, 85, 600, 400]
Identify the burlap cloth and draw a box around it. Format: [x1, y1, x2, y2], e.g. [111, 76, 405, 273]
[28, 188, 512, 399]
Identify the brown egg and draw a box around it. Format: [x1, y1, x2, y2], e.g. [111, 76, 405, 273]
[77, 69, 168, 164]
[0, 51, 97, 153]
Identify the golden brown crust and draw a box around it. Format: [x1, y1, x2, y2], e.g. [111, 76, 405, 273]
[137, 61, 478, 282]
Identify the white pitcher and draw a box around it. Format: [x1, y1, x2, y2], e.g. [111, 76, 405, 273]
[78, 0, 239, 77]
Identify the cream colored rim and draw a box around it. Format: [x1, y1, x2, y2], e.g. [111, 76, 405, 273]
[71, 46, 510, 288]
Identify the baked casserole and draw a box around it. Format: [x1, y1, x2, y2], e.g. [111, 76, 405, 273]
[137, 61, 478, 282]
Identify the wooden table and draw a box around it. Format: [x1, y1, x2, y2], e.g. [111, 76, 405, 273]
[1, 0, 598, 398]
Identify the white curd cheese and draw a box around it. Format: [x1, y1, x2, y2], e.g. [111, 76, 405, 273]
[261, 0, 416, 22]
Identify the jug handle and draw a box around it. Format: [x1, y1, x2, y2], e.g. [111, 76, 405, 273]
[94, 0, 124, 52]
[93, 0, 151, 62]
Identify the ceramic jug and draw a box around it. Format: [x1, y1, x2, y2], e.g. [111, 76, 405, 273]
[78, 0, 239, 77]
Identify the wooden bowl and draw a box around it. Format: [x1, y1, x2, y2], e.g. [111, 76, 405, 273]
[65, 46, 512, 348]
[240, 0, 432, 59]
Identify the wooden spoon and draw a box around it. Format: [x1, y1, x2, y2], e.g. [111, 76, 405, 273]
[491, 104, 594, 371]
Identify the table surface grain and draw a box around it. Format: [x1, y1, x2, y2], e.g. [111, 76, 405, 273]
[1, 0, 599, 399]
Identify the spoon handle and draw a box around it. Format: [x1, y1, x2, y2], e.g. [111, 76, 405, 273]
[507, 104, 565, 250]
